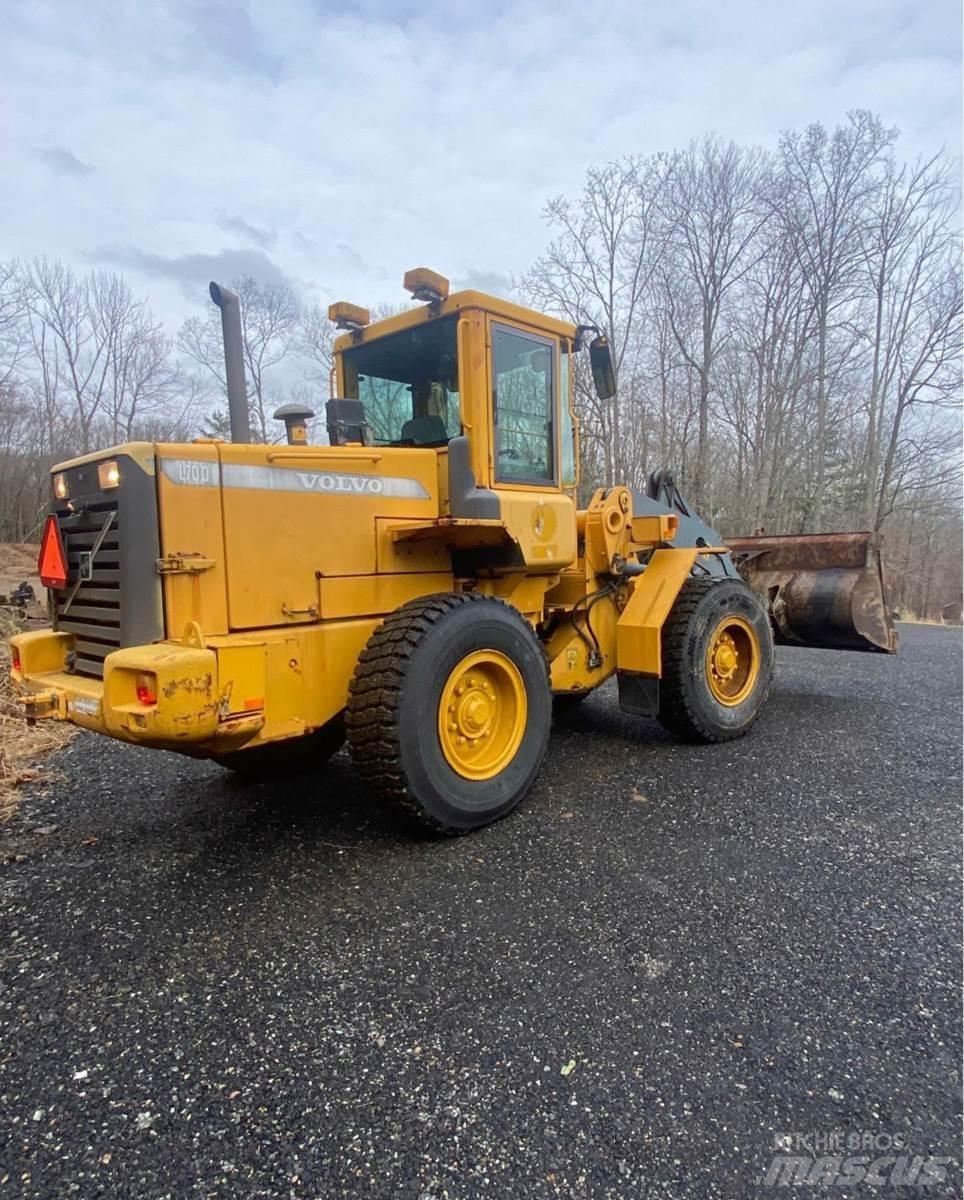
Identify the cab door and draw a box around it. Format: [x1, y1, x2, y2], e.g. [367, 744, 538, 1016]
[485, 316, 576, 570]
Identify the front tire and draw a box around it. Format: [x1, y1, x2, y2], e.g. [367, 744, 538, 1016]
[658, 577, 773, 743]
[346, 593, 551, 833]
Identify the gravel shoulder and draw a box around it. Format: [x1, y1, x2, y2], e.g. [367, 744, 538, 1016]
[1, 624, 961, 1198]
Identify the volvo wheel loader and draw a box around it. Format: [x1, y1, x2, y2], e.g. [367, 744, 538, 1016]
[9, 269, 897, 832]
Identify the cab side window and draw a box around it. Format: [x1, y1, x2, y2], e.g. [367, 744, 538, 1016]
[492, 325, 555, 484]
[559, 345, 576, 487]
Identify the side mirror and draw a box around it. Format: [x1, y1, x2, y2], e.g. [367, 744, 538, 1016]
[589, 335, 616, 399]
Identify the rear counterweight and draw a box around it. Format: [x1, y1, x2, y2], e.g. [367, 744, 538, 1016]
[50, 450, 163, 678]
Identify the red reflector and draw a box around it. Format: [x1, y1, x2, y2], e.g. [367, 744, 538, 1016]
[11, 646, 21, 672]
[135, 675, 157, 706]
[38, 515, 68, 590]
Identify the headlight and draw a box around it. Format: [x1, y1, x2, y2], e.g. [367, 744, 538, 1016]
[98, 460, 120, 489]
[53, 472, 68, 500]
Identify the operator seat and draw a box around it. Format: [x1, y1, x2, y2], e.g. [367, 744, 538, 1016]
[398, 414, 449, 447]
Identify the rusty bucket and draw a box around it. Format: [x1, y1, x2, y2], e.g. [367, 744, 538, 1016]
[726, 532, 898, 654]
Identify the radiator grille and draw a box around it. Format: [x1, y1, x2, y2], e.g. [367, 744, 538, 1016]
[55, 501, 121, 678]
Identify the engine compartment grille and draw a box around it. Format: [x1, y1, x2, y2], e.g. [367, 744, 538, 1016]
[55, 500, 121, 678]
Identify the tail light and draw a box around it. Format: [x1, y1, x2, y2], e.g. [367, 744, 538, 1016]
[11, 646, 21, 673]
[135, 674, 157, 706]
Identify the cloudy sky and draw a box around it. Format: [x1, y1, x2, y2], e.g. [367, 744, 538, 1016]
[2, 0, 960, 330]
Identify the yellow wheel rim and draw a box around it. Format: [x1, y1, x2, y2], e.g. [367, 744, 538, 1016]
[706, 616, 761, 707]
[438, 650, 527, 780]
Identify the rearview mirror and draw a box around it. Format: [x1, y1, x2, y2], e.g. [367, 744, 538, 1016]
[589, 335, 616, 399]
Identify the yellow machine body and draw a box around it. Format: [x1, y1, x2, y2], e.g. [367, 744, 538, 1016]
[9, 283, 854, 766]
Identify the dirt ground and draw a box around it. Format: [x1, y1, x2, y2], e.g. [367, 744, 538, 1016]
[0, 544, 72, 822]
[0, 542, 44, 616]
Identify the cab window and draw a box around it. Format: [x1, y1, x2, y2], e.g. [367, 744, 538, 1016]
[559, 344, 576, 487]
[492, 324, 555, 484]
[341, 316, 460, 446]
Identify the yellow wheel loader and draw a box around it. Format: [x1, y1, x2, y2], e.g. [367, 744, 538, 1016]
[9, 269, 897, 833]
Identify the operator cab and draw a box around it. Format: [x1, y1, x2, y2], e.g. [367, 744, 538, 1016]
[327, 270, 616, 508]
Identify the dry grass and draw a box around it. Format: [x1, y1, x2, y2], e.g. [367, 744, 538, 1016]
[0, 610, 75, 823]
[896, 613, 962, 627]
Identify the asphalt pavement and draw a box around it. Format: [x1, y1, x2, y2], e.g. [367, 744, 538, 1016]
[1, 624, 961, 1198]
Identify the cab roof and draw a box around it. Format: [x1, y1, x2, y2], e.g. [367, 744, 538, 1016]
[332, 289, 578, 354]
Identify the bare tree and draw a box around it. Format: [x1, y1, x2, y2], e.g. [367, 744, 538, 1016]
[518, 114, 961, 611]
[873, 254, 962, 530]
[725, 211, 815, 530]
[777, 111, 896, 529]
[298, 302, 335, 383]
[520, 158, 668, 487]
[20, 261, 183, 454]
[656, 136, 768, 505]
[0, 260, 28, 391]
[0, 259, 197, 535]
[103, 307, 184, 442]
[24, 260, 111, 453]
[859, 153, 957, 526]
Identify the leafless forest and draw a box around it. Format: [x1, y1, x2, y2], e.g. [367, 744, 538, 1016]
[1, 113, 960, 618]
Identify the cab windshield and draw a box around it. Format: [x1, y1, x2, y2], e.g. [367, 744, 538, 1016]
[341, 316, 460, 446]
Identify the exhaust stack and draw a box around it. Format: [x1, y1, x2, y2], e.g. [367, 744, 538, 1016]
[208, 281, 250, 443]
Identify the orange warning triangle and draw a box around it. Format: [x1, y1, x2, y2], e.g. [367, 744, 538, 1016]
[38, 515, 68, 590]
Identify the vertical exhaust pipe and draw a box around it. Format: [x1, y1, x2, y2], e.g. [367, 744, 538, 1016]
[208, 281, 251, 443]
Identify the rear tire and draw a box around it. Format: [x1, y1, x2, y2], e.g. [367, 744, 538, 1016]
[215, 719, 344, 779]
[346, 593, 551, 833]
[658, 577, 773, 743]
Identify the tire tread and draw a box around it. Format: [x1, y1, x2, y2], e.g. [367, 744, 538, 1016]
[346, 592, 549, 832]
[658, 576, 769, 743]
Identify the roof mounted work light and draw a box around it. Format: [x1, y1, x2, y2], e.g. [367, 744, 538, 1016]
[403, 268, 449, 304]
[328, 301, 371, 331]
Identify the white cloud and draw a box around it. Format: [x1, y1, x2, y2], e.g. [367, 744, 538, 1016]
[1, 0, 958, 331]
